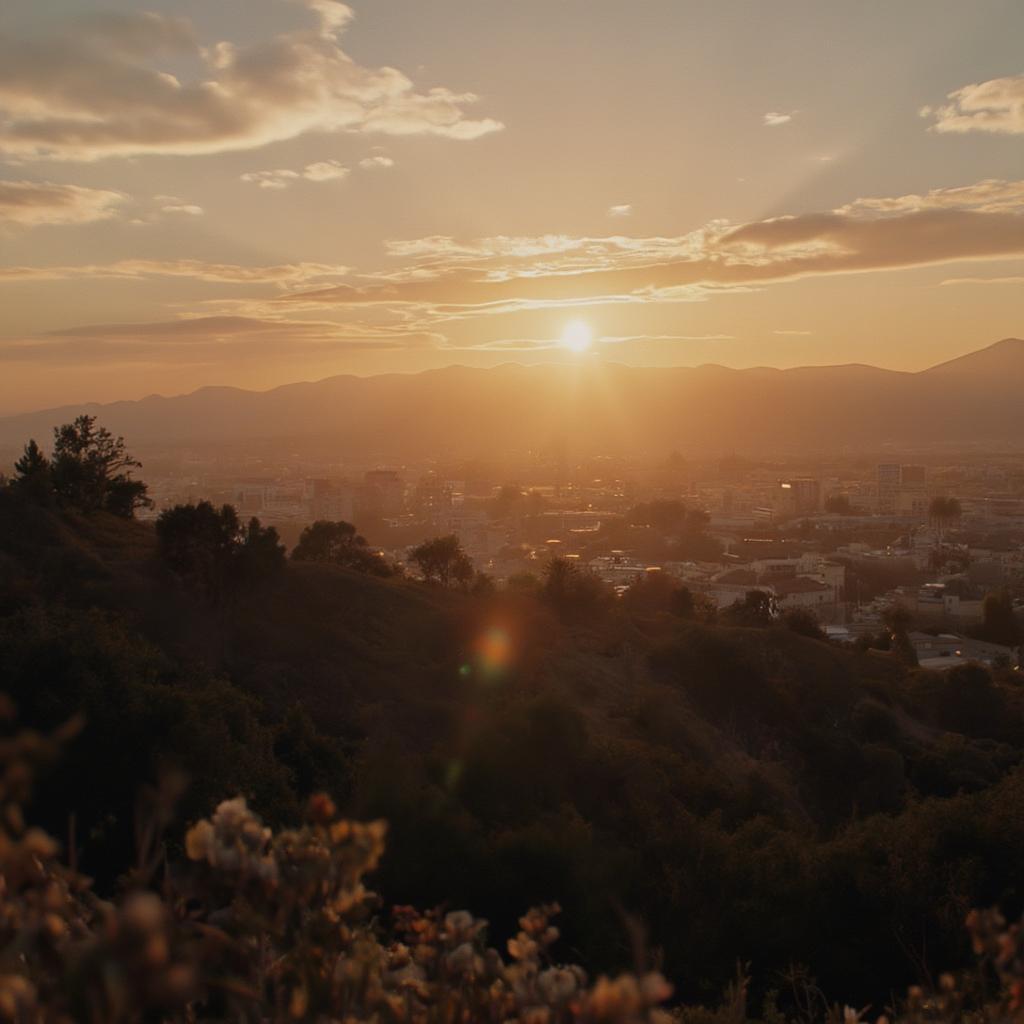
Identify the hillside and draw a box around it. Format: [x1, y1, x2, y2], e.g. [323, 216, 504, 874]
[4, 492, 1024, 1005]
[2, 338, 1023, 455]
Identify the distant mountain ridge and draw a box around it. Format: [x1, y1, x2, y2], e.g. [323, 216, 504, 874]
[1, 338, 1022, 455]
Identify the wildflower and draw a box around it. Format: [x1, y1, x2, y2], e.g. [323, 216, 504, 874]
[307, 792, 338, 824]
[537, 965, 586, 1004]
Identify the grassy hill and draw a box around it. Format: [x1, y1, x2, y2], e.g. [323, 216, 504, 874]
[3, 490, 1024, 1006]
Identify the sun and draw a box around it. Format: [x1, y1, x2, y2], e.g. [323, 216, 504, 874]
[561, 319, 593, 353]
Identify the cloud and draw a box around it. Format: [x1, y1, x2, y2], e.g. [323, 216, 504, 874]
[0, 179, 126, 227]
[359, 155, 395, 169]
[0, 6, 503, 162]
[0, 312, 439, 366]
[772, 329, 812, 336]
[608, 204, 633, 218]
[763, 111, 795, 127]
[0, 258, 351, 285]
[48, 315, 360, 340]
[155, 195, 204, 215]
[922, 74, 1024, 135]
[303, 159, 349, 182]
[940, 274, 1024, 287]
[241, 170, 301, 191]
[837, 178, 1024, 216]
[242, 160, 349, 189]
[279, 178, 1024, 321]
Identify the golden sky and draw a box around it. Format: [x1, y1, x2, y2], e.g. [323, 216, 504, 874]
[1, 0, 1023, 413]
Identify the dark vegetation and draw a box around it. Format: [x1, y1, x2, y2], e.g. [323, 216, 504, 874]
[3, 425, 1024, 1015]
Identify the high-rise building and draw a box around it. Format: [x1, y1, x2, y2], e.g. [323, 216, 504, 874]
[877, 463, 901, 513]
[778, 477, 821, 515]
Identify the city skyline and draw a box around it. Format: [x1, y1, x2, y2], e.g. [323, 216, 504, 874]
[2, 0, 1024, 412]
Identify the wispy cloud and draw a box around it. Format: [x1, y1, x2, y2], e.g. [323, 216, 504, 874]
[0, 259, 351, 285]
[922, 74, 1024, 135]
[0, 4, 502, 162]
[763, 111, 796, 127]
[940, 275, 1024, 286]
[608, 204, 633, 217]
[0, 312, 439, 367]
[0, 180, 126, 227]
[156, 195, 204, 216]
[359, 155, 395, 170]
[241, 160, 350, 190]
[278, 178, 1024, 327]
[772, 329, 812, 336]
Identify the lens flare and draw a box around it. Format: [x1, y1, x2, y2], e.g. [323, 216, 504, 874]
[468, 625, 514, 680]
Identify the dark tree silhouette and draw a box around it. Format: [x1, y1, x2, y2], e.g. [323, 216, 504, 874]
[979, 589, 1021, 647]
[542, 556, 613, 620]
[48, 416, 150, 517]
[12, 439, 53, 503]
[292, 520, 392, 576]
[723, 589, 777, 627]
[234, 516, 286, 584]
[409, 535, 474, 588]
[928, 495, 962, 540]
[156, 501, 283, 601]
[883, 603, 918, 666]
[825, 494, 853, 515]
[781, 606, 826, 639]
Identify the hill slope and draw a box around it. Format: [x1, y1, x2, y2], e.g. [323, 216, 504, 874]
[4, 495, 1024, 1003]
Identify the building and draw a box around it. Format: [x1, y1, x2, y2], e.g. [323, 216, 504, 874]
[910, 632, 1020, 670]
[877, 463, 901, 514]
[772, 577, 834, 613]
[363, 470, 405, 517]
[777, 478, 821, 516]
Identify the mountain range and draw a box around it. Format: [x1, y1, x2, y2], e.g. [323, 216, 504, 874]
[1, 338, 1022, 456]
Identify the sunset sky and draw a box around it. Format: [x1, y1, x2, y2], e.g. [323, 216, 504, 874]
[2, 0, 1023, 413]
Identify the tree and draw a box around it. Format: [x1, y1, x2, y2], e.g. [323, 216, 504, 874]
[825, 494, 853, 515]
[883, 603, 918, 666]
[234, 517, 286, 584]
[623, 571, 680, 616]
[928, 496, 962, 540]
[723, 589, 777, 627]
[489, 485, 524, 520]
[978, 589, 1020, 647]
[12, 439, 53, 503]
[157, 502, 240, 602]
[292, 520, 392, 576]
[410, 535, 474, 588]
[542, 556, 613, 621]
[781, 606, 826, 640]
[49, 416, 150, 517]
[156, 501, 283, 601]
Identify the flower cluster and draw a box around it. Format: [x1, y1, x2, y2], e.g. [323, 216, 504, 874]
[0, 711, 1023, 1022]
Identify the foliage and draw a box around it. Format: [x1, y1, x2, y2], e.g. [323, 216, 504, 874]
[824, 495, 853, 515]
[542, 557, 614, 622]
[722, 590, 777, 627]
[0, 715, 675, 1024]
[292, 520, 394, 576]
[156, 501, 285, 601]
[780, 607, 826, 640]
[10, 487, 1024, 1009]
[12, 417, 151, 517]
[928, 496, 963, 532]
[2, 709, 1024, 1022]
[11, 440, 53, 505]
[409, 535, 474, 588]
[976, 589, 1021, 647]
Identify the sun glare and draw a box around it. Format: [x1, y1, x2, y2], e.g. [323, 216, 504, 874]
[561, 319, 594, 353]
